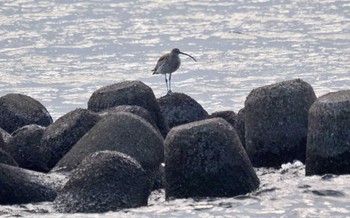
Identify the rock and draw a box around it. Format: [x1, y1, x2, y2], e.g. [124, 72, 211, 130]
[99, 105, 159, 132]
[157, 92, 209, 129]
[54, 151, 150, 213]
[165, 118, 259, 199]
[0, 163, 66, 204]
[210, 110, 237, 126]
[210, 110, 245, 147]
[245, 79, 316, 167]
[0, 127, 11, 143]
[0, 93, 53, 133]
[87, 80, 169, 137]
[306, 90, 350, 176]
[0, 132, 5, 151]
[41, 108, 100, 170]
[51, 112, 164, 182]
[4, 124, 48, 172]
[0, 148, 18, 167]
[153, 164, 165, 190]
[236, 108, 246, 148]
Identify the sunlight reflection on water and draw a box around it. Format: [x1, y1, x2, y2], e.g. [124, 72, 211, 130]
[1, 0, 349, 120]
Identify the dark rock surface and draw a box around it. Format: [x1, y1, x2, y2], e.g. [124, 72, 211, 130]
[4, 124, 47, 172]
[41, 108, 100, 170]
[210, 110, 237, 126]
[0, 93, 52, 133]
[0, 127, 11, 143]
[153, 164, 165, 190]
[236, 108, 246, 148]
[99, 105, 159, 131]
[245, 79, 317, 167]
[87, 80, 169, 137]
[0, 148, 18, 167]
[157, 92, 209, 129]
[165, 118, 259, 199]
[0, 163, 66, 205]
[306, 90, 350, 176]
[210, 110, 245, 147]
[0, 132, 5, 151]
[54, 151, 150, 213]
[51, 112, 164, 181]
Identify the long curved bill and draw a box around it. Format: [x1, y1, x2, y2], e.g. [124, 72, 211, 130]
[179, 51, 197, 62]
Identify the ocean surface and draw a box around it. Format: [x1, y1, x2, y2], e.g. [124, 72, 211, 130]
[0, 0, 349, 217]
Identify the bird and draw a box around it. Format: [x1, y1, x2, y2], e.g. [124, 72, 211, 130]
[152, 48, 197, 93]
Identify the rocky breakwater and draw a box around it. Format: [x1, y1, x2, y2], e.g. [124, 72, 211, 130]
[1, 78, 349, 213]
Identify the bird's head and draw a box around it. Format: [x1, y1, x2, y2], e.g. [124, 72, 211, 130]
[171, 48, 181, 54]
[171, 48, 197, 62]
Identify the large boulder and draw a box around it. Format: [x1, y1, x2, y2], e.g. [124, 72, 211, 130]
[54, 151, 150, 213]
[306, 90, 350, 176]
[0, 148, 18, 167]
[87, 80, 169, 137]
[157, 92, 209, 129]
[51, 112, 164, 182]
[41, 108, 100, 170]
[245, 79, 317, 167]
[0, 93, 52, 133]
[0, 163, 66, 204]
[165, 118, 259, 199]
[4, 124, 47, 172]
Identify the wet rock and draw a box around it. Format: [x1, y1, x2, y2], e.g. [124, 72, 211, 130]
[306, 90, 350, 176]
[4, 124, 48, 172]
[51, 112, 164, 183]
[99, 105, 159, 132]
[0, 148, 18, 167]
[245, 79, 316, 167]
[87, 80, 169, 137]
[41, 108, 100, 170]
[210, 110, 245, 147]
[157, 92, 209, 129]
[0, 163, 66, 204]
[165, 118, 259, 199]
[54, 151, 150, 213]
[0, 93, 53, 133]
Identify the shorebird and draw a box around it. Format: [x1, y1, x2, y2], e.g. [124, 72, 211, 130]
[152, 48, 196, 93]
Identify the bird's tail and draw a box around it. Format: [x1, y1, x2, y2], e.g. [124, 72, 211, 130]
[151, 69, 157, 75]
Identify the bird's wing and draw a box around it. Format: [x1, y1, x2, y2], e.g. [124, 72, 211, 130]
[152, 54, 169, 72]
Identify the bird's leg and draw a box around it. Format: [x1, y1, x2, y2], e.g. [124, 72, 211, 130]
[164, 74, 168, 92]
[169, 73, 172, 92]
